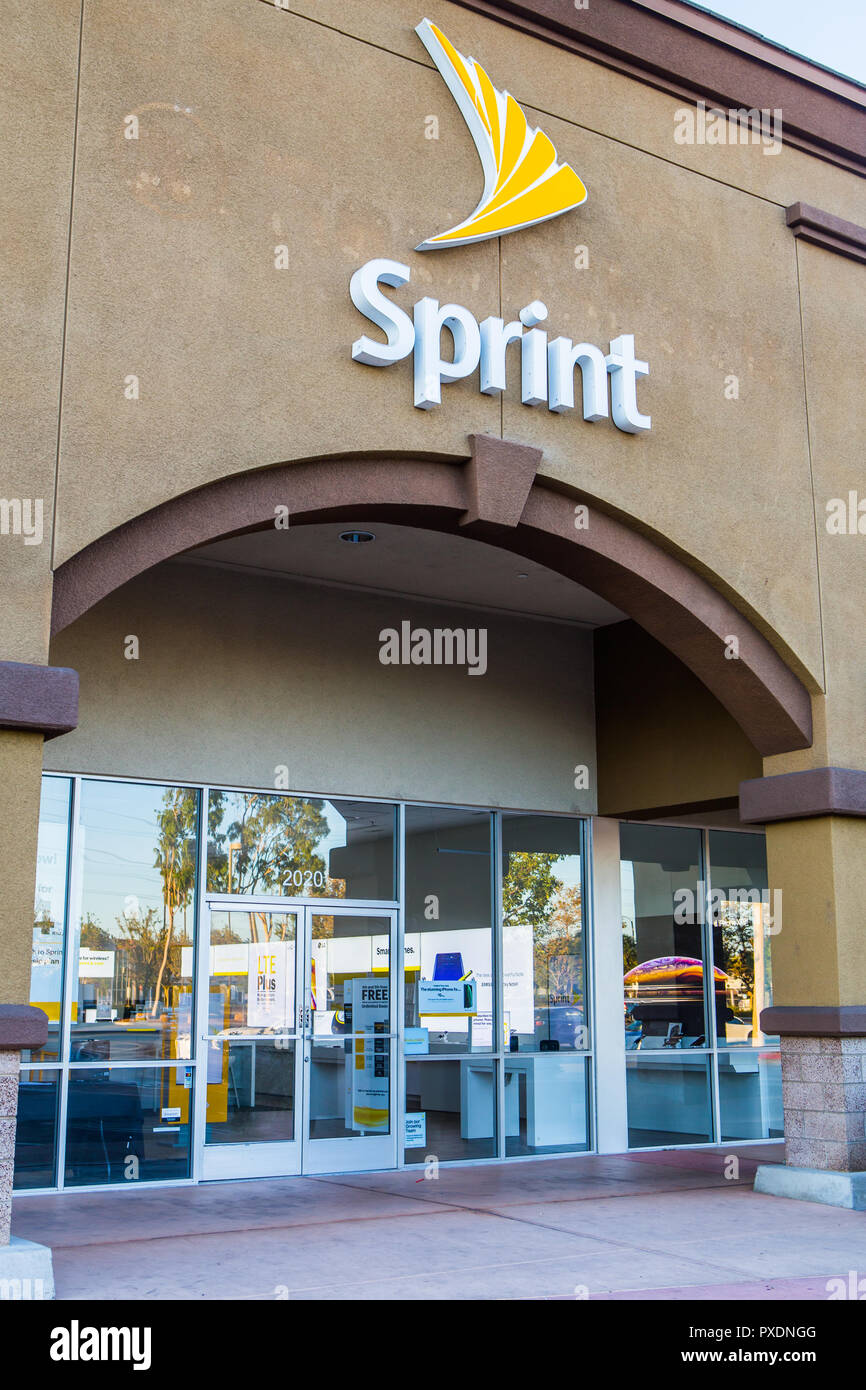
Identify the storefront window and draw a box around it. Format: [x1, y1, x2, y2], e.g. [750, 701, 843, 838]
[620, 824, 709, 1147]
[26, 776, 72, 1063]
[499, 814, 590, 1155]
[707, 831, 774, 1046]
[708, 832, 781, 1140]
[14, 1068, 60, 1189]
[205, 1041, 296, 1146]
[404, 1059, 497, 1161]
[64, 1065, 193, 1186]
[625, 1053, 714, 1147]
[22, 779, 600, 1185]
[505, 1054, 591, 1156]
[73, 780, 200, 1063]
[620, 825, 778, 1149]
[404, 806, 494, 1055]
[502, 814, 586, 1053]
[206, 792, 395, 901]
[620, 825, 705, 1050]
[718, 1048, 783, 1141]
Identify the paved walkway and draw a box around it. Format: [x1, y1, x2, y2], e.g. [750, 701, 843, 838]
[11, 1143, 865, 1300]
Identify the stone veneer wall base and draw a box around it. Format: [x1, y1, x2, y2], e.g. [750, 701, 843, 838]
[778, 1035, 866, 1171]
[0, 1009, 53, 1296]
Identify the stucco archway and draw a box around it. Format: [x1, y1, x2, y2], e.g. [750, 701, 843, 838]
[49, 439, 812, 757]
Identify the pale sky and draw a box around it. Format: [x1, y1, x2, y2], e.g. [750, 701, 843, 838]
[685, 0, 866, 84]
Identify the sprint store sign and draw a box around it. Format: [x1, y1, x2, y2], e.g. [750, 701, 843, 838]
[349, 20, 651, 433]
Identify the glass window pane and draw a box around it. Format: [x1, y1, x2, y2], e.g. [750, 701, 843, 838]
[206, 792, 395, 900]
[205, 1040, 296, 1145]
[310, 913, 391, 1038]
[620, 824, 706, 1050]
[708, 831, 773, 1046]
[309, 1037, 390, 1139]
[14, 1068, 60, 1189]
[27, 776, 72, 1063]
[718, 1047, 783, 1141]
[502, 814, 586, 1053]
[64, 1065, 193, 1185]
[505, 1054, 591, 1155]
[208, 910, 297, 1036]
[74, 781, 200, 1062]
[626, 1053, 713, 1147]
[404, 1059, 496, 1161]
[404, 806, 493, 1054]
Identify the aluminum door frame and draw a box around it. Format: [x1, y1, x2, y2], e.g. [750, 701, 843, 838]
[194, 898, 398, 1180]
[300, 904, 399, 1176]
[195, 897, 305, 1181]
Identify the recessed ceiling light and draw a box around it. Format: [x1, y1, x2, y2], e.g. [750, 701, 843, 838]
[517, 572, 529, 579]
[339, 530, 375, 544]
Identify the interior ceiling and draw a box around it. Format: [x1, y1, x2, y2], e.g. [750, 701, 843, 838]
[184, 521, 626, 628]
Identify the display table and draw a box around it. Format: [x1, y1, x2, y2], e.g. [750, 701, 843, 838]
[459, 1061, 518, 1139]
[459, 1054, 588, 1146]
[506, 1055, 588, 1148]
[717, 1049, 782, 1138]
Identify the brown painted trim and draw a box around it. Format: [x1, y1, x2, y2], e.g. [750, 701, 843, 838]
[0, 1005, 48, 1049]
[459, 433, 542, 528]
[50, 446, 812, 756]
[761, 1005, 866, 1038]
[740, 767, 866, 823]
[513, 485, 812, 755]
[786, 203, 866, 265]
[610, 796, 740, 821]
[50, 455, 469, 634]
[455, 0, 866, 174]
[0, 661, 79, 739]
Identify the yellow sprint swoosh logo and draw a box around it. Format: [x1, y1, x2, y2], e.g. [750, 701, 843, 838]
[415, 18, 587, 251]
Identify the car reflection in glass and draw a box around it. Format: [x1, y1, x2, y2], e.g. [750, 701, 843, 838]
[535, 1006, 585, 1050]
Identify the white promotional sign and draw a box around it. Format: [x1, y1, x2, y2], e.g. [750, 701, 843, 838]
[404, 1112, 427, 1149]
[30, 938, 63, 1010]
[348, 977, 390, 1132]
[78, 948, 115, 979]
[503, 923, 534, 1033]
[404, 1027, 429, 1055]
[33, 821, 68, 927]
[247, 941, 294, 1030]
[370, 933, 421, 971]
[418, 979, 477, 1017]
[212, 943, 249, 977]
[418, 928, 489, 1033]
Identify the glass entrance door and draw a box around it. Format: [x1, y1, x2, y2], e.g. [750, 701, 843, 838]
[302, 909, 397, 1175]
[196, 901, 397, 1179]
[198, 904, 303, 1180]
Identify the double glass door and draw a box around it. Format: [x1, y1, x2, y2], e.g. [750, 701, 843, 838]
[195, 900, 397, 1179]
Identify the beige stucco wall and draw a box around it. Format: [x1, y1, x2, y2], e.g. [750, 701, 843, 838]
[595, 620, 762, 816]
[0, 0, 80, 663]
[0, 2, 80, 1003]
[44, 562, 598, 814]
[0, 732, 44, 1005]
[765, 241, 866, 775]
[37, 0, 865, 699]
[766, 816, 866, 1007]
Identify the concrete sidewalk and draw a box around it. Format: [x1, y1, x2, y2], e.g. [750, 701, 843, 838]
[10, 1143, 865, 1300]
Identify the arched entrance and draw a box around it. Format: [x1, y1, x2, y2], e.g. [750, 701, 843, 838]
[51, 439, 812, 756]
